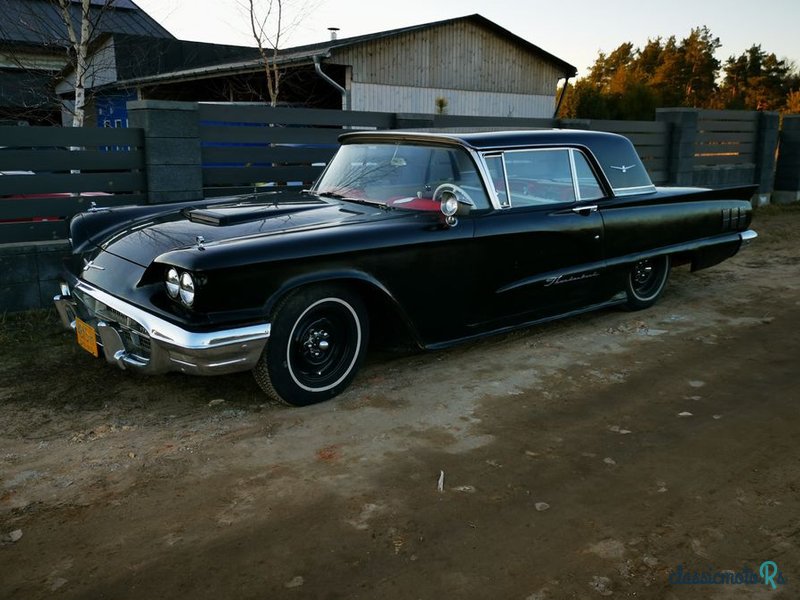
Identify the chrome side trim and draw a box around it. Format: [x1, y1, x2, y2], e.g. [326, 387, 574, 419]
[469, 148, 504, 211]
[613, 184, 658, 197]
[568, 148, 581, 201]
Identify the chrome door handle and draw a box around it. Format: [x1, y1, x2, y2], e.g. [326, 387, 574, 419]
[572, 205, 598, 215]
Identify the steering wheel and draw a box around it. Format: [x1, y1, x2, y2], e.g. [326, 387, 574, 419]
[431, 183, 476, 207]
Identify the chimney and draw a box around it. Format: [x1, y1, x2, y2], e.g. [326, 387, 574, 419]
[328, 27, 340, 41]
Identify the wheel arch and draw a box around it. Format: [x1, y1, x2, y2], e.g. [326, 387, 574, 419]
[264, 271, 423, 349]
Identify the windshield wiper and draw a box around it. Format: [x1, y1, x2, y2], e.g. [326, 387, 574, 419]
[311, 190, 393, 210]
[315, 190, 347, 200]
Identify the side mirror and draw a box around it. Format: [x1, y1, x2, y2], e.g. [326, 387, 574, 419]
[433, 184, 475, 227]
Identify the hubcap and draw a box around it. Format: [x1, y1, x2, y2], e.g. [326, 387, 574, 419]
[302, 327, 331, 363]
[633, 260, 654, 286]
[630, 257, 667, 300]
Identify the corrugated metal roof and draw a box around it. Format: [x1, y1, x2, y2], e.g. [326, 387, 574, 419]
[1, 0, 173, 47]
[109, 35, 260, 81]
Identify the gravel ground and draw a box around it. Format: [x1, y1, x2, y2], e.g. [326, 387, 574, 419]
[1, 205, 798, 600]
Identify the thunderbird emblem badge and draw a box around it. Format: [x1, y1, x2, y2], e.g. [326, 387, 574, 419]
[610, 164, 637, 173]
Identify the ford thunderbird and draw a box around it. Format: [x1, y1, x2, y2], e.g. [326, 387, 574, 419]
[54, 130, 756, 405]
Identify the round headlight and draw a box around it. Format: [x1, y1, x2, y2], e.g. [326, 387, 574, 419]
[179, 272, 195, 307]
[166, 268, 180, 298]
[441, 194, 459, 217]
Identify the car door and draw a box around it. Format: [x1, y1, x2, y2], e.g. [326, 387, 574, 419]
[467, 148, 612, 329]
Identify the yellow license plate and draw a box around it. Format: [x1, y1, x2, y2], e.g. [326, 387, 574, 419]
[75, 318, 99, 358]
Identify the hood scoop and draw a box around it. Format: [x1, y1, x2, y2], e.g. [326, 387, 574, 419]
[183, 202, 325, 226]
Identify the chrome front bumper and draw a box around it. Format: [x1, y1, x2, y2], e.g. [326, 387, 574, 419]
[54, 280, 270, 376]
[740, 229, 758, 245]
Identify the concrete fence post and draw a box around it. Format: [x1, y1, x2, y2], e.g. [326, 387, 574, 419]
[656, 108, 699, 186]
[754, 111, 780, 205]
[127, 100, 203, 203]
[773, 115, 800, 204]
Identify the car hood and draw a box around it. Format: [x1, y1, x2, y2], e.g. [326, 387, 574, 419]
[91, 195, 392, 268]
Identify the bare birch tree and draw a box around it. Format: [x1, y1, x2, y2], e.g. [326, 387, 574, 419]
[248, 0, 283, 107]
[56, 0, 112, 127]
[0, 0, 113, 125]
[245, 0, 320, 107]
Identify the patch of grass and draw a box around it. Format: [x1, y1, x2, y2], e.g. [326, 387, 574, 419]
[753, 202, 800, 217]
[0, 308, 60, 347]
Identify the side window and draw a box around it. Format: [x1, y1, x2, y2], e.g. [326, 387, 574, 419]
[446, 149, 491, 210]
[573, 151, 605, 201]
[483, 154, 509, 207]
[503, 149, 576, 206]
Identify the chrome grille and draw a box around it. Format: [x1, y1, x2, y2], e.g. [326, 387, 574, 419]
[72, 287, 152, 360]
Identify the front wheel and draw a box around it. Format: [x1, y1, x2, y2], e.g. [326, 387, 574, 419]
[625, 255, 671, 310]
[253, 285, 369, 406]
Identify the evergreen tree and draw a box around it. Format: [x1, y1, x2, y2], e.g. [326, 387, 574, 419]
[720, 45, 795, 110]
[562, 27, 798, 119]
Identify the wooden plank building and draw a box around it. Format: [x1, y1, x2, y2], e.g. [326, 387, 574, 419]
[76, 14, 577, 119]
[324, 15, 576, 117]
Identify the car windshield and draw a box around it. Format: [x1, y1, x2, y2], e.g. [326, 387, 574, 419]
[313, 142, 491, 211]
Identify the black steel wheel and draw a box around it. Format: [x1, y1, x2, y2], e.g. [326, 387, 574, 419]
[253, 285, 369, 406]
[625, 255, 671, 310]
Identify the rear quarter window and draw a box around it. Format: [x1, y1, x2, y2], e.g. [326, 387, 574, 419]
[592, 136, 655, 195]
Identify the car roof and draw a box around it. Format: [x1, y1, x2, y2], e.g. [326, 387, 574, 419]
[338, 129, 629, 151]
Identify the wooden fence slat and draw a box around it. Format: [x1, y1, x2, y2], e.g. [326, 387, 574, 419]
[0, 126, 144, 147]
[695, 143, 755, 157]
[202, 165, 325, 186]
[434, 115, 556, 128]
[697, 109, 759, 121]
[581, 119, 670, 133]
[199, 126, 344, 145]
[198, 104, 395, 128]
[0, 194, 144, 220]
[201, 146, 336, 165]
[635, 149, 669, 161]
[0, 172, 145, 195]
[203, 184, 305, 198]
[0, 149, 145, 171]
[696, 131, 756, 144]
[641, 158, 668, 169]
[0, 221, 68, 243]
[625, 134, 670, 147]
[697, 120, 758, 134]
[694, 155, 756, 166]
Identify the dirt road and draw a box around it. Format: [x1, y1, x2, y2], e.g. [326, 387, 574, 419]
[1, 206, 798, 599]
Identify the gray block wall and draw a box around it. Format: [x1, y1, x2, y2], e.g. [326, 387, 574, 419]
[0, 242, 69, 312]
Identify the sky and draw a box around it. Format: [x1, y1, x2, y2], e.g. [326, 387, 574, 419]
[132, 0, 800, 78]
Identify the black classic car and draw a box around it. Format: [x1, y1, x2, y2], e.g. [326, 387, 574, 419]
[54, 130, 756, 405]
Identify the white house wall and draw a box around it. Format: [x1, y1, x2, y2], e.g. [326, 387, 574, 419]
[55, 36, 118, 95]
[349, 82, 555, 117]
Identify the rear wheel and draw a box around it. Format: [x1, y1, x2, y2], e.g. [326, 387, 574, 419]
[253, 285, 369, 406]
[625, 255, 671, 310]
